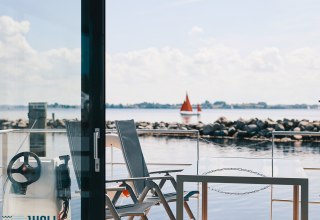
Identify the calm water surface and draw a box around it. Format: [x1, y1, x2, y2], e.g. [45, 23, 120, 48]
[1, 132, 320, 219]
[0, 108, 319, 123]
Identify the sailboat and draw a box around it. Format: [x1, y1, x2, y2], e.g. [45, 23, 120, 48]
[180, 93, 201, 116]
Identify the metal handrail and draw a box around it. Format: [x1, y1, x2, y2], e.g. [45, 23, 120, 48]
[0, 128, 199, 134]
[0, 128, 200, 167]
[272, 131, 320, 136]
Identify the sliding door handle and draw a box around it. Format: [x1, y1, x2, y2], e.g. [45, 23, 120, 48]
[93, 128, 100, 172]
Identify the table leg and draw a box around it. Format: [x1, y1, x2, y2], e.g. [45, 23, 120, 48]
[176, 177, 184, 220]
[202, 182, 208, 220]
[293, 185, 299, 220]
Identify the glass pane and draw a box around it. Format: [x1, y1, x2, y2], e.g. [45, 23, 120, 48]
[0, 1, 81, 219]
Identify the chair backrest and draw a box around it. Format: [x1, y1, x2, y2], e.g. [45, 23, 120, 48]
[115, 120, 149, 195]
[65, 121, 82, 189]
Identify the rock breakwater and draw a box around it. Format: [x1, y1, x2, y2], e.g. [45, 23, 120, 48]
[1, 117, 320, 142]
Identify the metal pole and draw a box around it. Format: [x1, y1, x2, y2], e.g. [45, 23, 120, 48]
[270, 185, 273, 220]
[197, 131, 200, 175]
[272, 133, 274, 177]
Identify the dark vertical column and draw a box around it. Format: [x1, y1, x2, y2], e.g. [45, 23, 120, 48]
[28, 102, 47, 157]
[81, 0, 106, 219]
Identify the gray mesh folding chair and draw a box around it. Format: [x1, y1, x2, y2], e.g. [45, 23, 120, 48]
[115, 119, 199, 220]
[66, 121, 156, 220]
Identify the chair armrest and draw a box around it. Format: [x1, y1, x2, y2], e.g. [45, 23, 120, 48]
[105, 177, 150, 183]
[105, 186, 126, 191]
[145, 176, 174, 181]
[149, 169, 183, 175]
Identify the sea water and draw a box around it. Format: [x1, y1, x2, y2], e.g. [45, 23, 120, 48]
[1, 132, 320, 219]
[0, 108, 319, 123]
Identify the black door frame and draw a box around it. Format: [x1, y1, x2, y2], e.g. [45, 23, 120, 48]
[81, 0, 105, 219]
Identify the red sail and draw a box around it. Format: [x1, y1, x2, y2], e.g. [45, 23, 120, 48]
[197, 104, 202, 112]
[180, 94, 193, 112]
[180, 101, 186, 111]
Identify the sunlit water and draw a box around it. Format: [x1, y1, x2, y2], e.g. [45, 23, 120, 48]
[1, 132, 320, 219]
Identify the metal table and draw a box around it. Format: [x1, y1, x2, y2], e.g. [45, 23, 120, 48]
[176, 158, 309, 220]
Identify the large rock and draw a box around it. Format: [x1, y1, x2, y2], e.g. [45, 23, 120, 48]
[293, 127, 302, 140]
[244, 124, 258, 134]
[265, 119, 277, 127]
[298, 120, 309, 130]
[313, 122, 320, 129]
[305, 124, 314, 131]
[17, 120, 28, 128]
[168, 123, 178, 129]
[236, 119, 246, 130]
[299, 120, 309, 126]
[144, 125, 153, 129]
[283, 119, 294, 129]
[236, 130, 248, 138]
[256, 120, 266, 129]
[180, 126, 188, 130]
[275, 123, 285, 131]
[0, 119, 8, 124]
[213, 130, 228, 136]
[245, 124, 258, 132]
[157, 122, 167, 128]
[228, 126, 237, 136]
[140, 122, 150, 127]
[259, 129, 271, 138]
[203, 124, 215, 135]
[195, 123, 205, 130]
[212, 123, 223, 131]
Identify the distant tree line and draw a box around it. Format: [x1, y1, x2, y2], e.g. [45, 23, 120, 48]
[1, 101, 318, 110]
[105, 101, 319, 109]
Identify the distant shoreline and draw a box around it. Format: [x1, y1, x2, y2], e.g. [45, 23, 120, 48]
[0, 101, 319, 110]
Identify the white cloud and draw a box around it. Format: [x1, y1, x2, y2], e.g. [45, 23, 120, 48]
[106, 45, 320, 105]
[246, 47, 283, 72]
[0, 16, 80, 105]
[1, 16, 320, 105]
[189, 26, 204, 36]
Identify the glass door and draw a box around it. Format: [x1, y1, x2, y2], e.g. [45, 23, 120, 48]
[0, 0, 106, 219]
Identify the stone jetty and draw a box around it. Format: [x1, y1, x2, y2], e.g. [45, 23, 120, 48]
[1, 117, 320, 142]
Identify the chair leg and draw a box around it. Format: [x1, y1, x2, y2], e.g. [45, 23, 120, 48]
[148, 181, 176, 220]
[168, 176, 196, 219]
[184, 201, 196, 220]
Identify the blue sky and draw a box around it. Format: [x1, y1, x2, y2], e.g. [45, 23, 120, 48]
[0, 0, 320, 105]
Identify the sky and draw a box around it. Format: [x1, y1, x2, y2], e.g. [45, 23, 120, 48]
[0, 0, 320, 105]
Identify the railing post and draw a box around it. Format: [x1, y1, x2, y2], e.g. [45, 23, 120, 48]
[293, 185, 299, 220]
[202, 182, 208, 220]
[272, 133, 274, 177]
[300, 179, 308, 220]
[197, 131, 200, 175]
